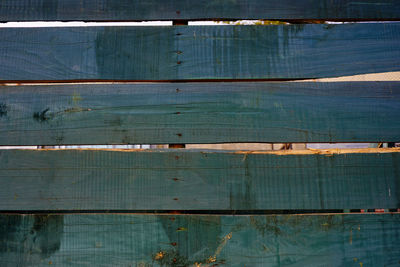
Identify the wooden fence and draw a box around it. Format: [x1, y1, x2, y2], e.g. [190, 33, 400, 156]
[0, 1, 399, 266]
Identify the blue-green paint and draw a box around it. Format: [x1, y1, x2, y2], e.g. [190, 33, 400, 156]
[0, 149, 398, 210]
[0, 82, 399, 145]
[0, 0, 399, 21]
[0, 24, 399, 81]
[0, 214, 399, 266]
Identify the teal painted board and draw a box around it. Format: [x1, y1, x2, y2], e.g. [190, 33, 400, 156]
[0, 213, 399, 266]
[0, 82, 400, 145]
[1, 0, 400, 21]
[0, 23, 399, 81]
[0, 149, 399, 210]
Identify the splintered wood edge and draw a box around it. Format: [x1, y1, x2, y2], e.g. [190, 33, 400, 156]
[4, 147, 400, 155]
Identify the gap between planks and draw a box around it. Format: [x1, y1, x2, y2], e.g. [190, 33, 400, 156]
[8, 148, 399, 155]
[0, 78, 314, 85]
[0, 211, 398, 216]
[1, 71, 399, 85]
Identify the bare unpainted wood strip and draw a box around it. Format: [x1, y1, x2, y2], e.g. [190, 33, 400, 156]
[233, 147, 400, 155]
[0, 149, 398, 210]
[0, 213, 399, 266]
[303, 71, 400, 82]
[0, 24, 399, 81]
[0, 0, 399, 21]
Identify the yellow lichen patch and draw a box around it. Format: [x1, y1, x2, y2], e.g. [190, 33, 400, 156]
[207, 232, 233, 264]
[353, 257, 363, 267]
[206, 256, 216, 263]
[154, 251, 165, 260]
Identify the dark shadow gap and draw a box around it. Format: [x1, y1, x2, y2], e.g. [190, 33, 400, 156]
[1, 19, 400, 24]
[0, 78, 315, 85]
[0, 210, 398, 215]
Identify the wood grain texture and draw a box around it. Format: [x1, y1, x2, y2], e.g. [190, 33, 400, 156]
[1, 213, 399, 266]
[1, 82, 400, 145]
[0, 0, 400, 21]
[0, 23, 399, 81]
[0, 149, 399, 210]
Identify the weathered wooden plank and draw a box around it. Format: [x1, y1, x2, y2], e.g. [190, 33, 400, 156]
[1, 82, 400, 145]
[0, 0, 400, 21]
[0, 149, 398, 210]
[0, 213, 399, 266]
[0, 23, 399, 81]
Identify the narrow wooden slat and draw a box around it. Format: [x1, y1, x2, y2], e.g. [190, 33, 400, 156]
[1, 213, 399, 266]
[0, 0, 399, 21]
[0, 82, 399, 145]
[0, 149, 398, 210]
[0, 24, 399, 81]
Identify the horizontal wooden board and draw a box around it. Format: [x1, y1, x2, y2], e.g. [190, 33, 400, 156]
[0, 213, 399, 266]
[0, 82, 399, 145]
[0, 23, 399, 81]
[0, 0, 400, 21]
[0, 149, 399, 210]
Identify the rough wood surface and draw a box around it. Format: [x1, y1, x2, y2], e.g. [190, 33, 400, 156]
[0, 0, 399, 21]
[0, 82, 399, 145]
[0, 213, 399, 266]
[0, 149, 399, 210]
[0, 24, 399, 81]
